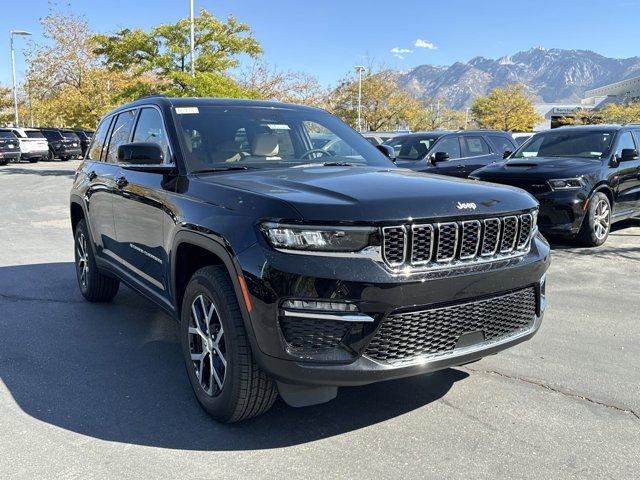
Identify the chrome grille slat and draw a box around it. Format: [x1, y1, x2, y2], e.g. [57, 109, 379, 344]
[411, 224, 434, 265]
[380, 212, 537, 271]
[500, 216, 519, 253]
[436, 223, 458, 262]
[382, 226, 407, 267]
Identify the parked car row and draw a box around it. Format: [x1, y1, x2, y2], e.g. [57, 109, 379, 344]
[0, 127, 93, 164]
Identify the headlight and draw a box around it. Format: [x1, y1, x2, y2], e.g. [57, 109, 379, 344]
[548, 178, 584, 190]
[261, 223, 378, 252]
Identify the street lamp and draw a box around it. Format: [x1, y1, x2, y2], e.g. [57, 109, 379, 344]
[10, 30, 31, 127]
[189, 0, 195, 77]
[355, 65, 366, 132]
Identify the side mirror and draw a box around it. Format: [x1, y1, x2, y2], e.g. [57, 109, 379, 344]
[620, 148, 639, 161]
[503, 150, 513, 159]
[431, 151, 449, 164]
[117, 142, 164, 165]
[376, 144, 396, 162]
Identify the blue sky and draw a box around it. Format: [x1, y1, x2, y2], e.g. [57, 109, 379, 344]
[2, 0, 640, 87]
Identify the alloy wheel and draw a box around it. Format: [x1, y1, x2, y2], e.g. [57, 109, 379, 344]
[188, 294, 227, 396]
[593, 198, 610, 240]
[76, 232, 89, 288]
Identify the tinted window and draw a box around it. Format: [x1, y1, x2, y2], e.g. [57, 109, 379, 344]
[42, 130, 63, 140]
[62, 132, 80, 141]
[384, 135, 440, 160]
[462, 136, 491, 156]
[88, 117, 113, 161]
[514, 131, 614, 159]
[614, 131, 636, 157]
[132, 108, 170, 162]
[25, 130, 45, 139]
[0, 131, 18, 139]
[488, 135, 515, 154]
[105, 110, 137, 163]
[434, 136, 461, 159]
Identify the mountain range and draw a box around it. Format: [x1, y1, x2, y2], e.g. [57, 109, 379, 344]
[395, 48, 640, 109]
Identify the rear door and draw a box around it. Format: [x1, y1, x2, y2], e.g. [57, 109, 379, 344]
[459, 135, 497, 175]
[611, 131, 640, 215]
[111, 106, 172, 296]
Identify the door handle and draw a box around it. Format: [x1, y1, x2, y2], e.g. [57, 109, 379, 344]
[88, 170, 97, 180]
[116, 176, 129, 189]
[456, 165, 465, 169]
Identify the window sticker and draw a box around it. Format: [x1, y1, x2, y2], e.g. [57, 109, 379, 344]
[175, 107, 199, 114]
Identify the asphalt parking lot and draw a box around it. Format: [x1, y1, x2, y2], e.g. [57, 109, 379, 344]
[1, 160, 639, 479]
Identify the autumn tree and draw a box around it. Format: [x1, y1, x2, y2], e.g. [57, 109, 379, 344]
[471, 84, 542, 131]
[329, 70, 419, 131]
[238, 61, 328, 108]
[407, 99, 468, 131]
[24, 6, 130, 127]
[92, 9, 262, 98]
[0, 85, 13, 126]
[598, 102, 640, 124]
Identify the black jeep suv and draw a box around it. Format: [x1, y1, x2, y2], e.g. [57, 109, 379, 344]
[41, 128, 83, 161]
[0, 130, 21, 165]
[471, 125, 640, 246]
[70, 97, 550, 422]
[383, 130, 517, 178]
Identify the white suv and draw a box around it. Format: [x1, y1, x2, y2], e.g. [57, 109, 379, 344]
[0, 128, 49, 163]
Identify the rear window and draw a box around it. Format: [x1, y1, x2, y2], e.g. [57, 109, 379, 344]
[25, 130, 45, 139]
[0, 131, 18, 139]
[62, 132, 80, 140]
[43, 130, 63, 140]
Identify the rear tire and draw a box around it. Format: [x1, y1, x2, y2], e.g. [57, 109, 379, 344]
[180, 266, 278, 423]
[0, 159, 8, 166]
[577, 192, 611, 247]
[74, 219, 120, 302]
[47, 150, 55, 161]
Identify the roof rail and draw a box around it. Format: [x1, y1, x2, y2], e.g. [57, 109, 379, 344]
[135, 93, 167, 100]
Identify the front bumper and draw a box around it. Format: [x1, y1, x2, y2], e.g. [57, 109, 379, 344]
[534, 190, 588, 236]
[237, 234, 550, 387]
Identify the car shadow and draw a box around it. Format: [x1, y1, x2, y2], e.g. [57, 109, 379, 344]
[0, 165, 76, 177]
[547, 219, 640, 254]
[0, 262, 466, 451]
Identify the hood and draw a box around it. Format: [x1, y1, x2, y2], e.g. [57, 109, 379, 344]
[195, 166, 537, 222]
[473, 157, 602, 180]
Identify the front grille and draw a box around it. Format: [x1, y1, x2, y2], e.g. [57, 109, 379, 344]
[364, 287, 537, 364]
[279, 317, 351, 351]
[381, 211, 536, 270]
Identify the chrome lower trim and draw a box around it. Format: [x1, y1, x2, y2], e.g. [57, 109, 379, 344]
[282, 310, 375, 323]
[274, 245, 382, 261]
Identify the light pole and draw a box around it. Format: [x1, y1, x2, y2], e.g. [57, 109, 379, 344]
[10, 30, 32, 127]
[189, 0, 195, 77]
[355, 65, 365, 132]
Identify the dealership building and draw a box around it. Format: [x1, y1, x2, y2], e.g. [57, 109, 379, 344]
[532, 75, 640, 130]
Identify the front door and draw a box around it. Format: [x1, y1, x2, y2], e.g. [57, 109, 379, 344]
[427, 136, 467, 177]
[610, 131, 640, 216]
[111, 107, 173, 296]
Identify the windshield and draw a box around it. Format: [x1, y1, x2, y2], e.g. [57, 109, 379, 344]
[0, 132, 18, 139]
[383, 135, 440, 160]
[25, 130, 45, 139]
[175, 106, 392, 172]
[514, 131, 614, 159]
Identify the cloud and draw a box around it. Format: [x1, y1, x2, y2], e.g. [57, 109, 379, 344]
[390, 47, 413, 59]
[414, 39, 437, 50]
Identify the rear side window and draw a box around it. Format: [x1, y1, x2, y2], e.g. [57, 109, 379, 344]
[132, 108, 170, 162]
[434, 136, 461, 159]
[105, 110, 137, 163]
[462, 136, 491, 156]
[487, 135, 516, 155]
[88, 117, 113, 161]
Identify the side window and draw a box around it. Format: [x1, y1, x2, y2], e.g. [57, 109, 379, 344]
[434, 136, 461, 159]
[105, 110, 137, 163]
[615, 131, 636, 157]
[634, 130, 640, 147]
[462, 136, 491, 156]
[487, 135, 515, 155]
[132, 108, 170, 162]
[87, 117, 113, 161]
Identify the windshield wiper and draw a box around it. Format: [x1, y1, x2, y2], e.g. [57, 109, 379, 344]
[195, 165, 251, 173]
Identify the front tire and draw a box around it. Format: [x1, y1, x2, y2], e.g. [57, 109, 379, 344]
[74, 219, 120, 302]
[180, 266, 277, 423]
[577, 192, 611, 247]
[47, 150, 55, 161]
